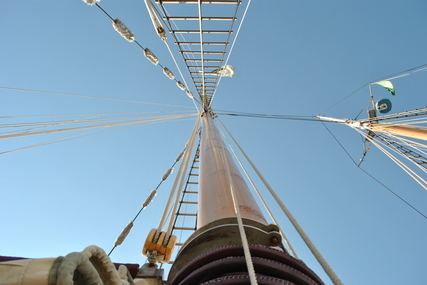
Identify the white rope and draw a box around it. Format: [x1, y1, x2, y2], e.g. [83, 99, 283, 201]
[151, 2, 200, 111]
[165, 115, 200, 238]
[385, 115, 427, 125]
[208, 0, 252, 107]
[1, 117, 195, 155]
[215, 119, 257, 285]
[370, 136, 427, 189]
[217, 119, 299, 258]
[155, 2, 205, 105]
[382, 132, 427, 162]
[144, 0, 166, 39]
[162, 40, 200, 112]
[223, 121, 344, 285]
[373, 66, 427, 83]
[0, 113, 197, 139]
[0, 113, 103, 136]
[0, 111, 195, 120]
[392, 135, 427, 154]
[354, 126, 427, 173]
[197, 0, 206, 106]
[0, 86, 194, 108]
[353, 127, 427, 190]
[0, 114, 194, 135]
[157, 115, 200, 232]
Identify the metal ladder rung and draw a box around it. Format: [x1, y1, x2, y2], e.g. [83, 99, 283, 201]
[165, 17, 236, 20]
[180, 201, 197, 204]
[157, 0, 241, 4]
[180, 51, 225, 54]
[173, 226, 196, 231]
[185, 59, 223, 62]
[188, 66, 220, 69]
[177, 213, 197, 216]
[171, 30, 231, 34]
[177, 42, 229, 45]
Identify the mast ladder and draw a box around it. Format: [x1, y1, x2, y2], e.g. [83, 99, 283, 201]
[377, 133, 427, 172]
[171, 143, 200, 249]
[154, 0, 242, 106]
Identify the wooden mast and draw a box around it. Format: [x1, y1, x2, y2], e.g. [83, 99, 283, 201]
[318, 115, 427, 142]
[366, 123, 427, 141]
[197, 111, 267, 228]
[167, 109, 325, 285]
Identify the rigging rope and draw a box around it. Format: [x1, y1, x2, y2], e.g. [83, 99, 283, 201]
[320, 83, 367, 115]
[320, 120, 427, 220]
[375, 131, 427, 168]
[154, 1, 208, 105]
[320, 64, 427, 115]
[142, 0, 201, 109]
[158, 115, 200, 233]
[372, 63, 427, 83]
[164, 116, 200, 238]
[0, 86, 194, 108]
[197, 0, 207, 105]
[0, 113, 197, 139]
[209, 0, 252, 107]
[223, 120, 344, 285]
[352, 128, 427, 189]
[108, 141, 189, 256]
[1, 118, 192, 156]
[216, 121, 258, 285]
[217, 119, 299, 258]
[217, 111, 320, 121]
[87, 3, 200, 103]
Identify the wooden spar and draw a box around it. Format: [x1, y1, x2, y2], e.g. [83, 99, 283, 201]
[317, 115, 427, 141]
[197, 111, 267, 227]
[366, 123, 427, 141]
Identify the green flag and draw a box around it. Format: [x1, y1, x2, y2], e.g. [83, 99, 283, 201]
[374, 80, 395, 95]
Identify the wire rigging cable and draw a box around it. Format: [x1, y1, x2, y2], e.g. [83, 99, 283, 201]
[320, 120, 427, 220]
[217, 111, 319, 121]
[108, 144, 188, 256]
[81, 2, 198, 102]
[319, 64, 427, 115]
[143, 0, 201, 110]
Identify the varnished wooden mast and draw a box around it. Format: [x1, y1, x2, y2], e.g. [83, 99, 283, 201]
[318, 115, 427, 141]
[197, 111, 267, 227]
[167, 110, 325, 285]
[366, 123, 427, 141]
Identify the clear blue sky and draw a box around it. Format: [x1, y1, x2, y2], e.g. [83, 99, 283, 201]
[1, 1, 427, 284]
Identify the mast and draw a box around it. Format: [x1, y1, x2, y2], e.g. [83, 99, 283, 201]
[318, 115, 427, 142]
[197, 111, 267, 227]
[366, 123, 427, 141]
[167, 110, 325, 285]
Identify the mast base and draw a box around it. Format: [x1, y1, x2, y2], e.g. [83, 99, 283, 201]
[168, 244, 324, 285]
[167, 218, 283, 283]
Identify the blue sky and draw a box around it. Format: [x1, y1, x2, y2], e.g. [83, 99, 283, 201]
[1, 1, 427, 284]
